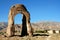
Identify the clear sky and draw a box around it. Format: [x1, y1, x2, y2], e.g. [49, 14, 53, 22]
[0, 0, 60, 24]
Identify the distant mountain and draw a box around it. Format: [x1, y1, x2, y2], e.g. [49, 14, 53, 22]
[0, 21, 60, 32]
[31, 21, 60, 30]
[0, 22, 7, 30]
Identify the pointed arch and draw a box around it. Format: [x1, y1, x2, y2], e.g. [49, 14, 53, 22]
[6, 4, 33, 37]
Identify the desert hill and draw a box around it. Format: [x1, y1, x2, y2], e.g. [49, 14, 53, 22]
[0, 22, 7, 30]
[0, 21, 60, 32]
[0, 21, 60, 40]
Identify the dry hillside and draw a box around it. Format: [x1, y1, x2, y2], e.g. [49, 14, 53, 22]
[0, 21, 60, 40]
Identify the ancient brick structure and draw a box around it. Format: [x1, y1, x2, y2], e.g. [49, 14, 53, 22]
[6, 4, 33, 37]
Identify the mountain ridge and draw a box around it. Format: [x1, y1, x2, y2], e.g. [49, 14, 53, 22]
[0, 21, 60, 32]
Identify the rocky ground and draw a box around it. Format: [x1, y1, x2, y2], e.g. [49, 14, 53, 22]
[0, 33, 60, 40]
[0, 21, 60, 40]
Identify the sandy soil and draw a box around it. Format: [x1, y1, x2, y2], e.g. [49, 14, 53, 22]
[0, 33, 60, 40]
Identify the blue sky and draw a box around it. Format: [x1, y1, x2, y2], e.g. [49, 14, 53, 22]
[0, 0, 60, 24]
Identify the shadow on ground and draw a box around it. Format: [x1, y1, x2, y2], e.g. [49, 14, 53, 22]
[4, 33, 49, 37]
[33, 33, 49, 36]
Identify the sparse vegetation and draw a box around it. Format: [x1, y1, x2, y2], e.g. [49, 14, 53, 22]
[35, 30, 47, 33]
[0, 32, 4, 35]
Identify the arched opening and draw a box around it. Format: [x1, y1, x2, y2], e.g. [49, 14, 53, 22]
[14, 13, 22, 24]
[14, 13, 22, 36]
[14, 13, 28, 36]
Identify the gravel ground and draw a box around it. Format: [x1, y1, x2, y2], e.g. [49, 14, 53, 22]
[0, 33, 60, 40]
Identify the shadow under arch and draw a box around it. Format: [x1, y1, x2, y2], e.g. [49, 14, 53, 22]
[21, 14, 28, 36]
